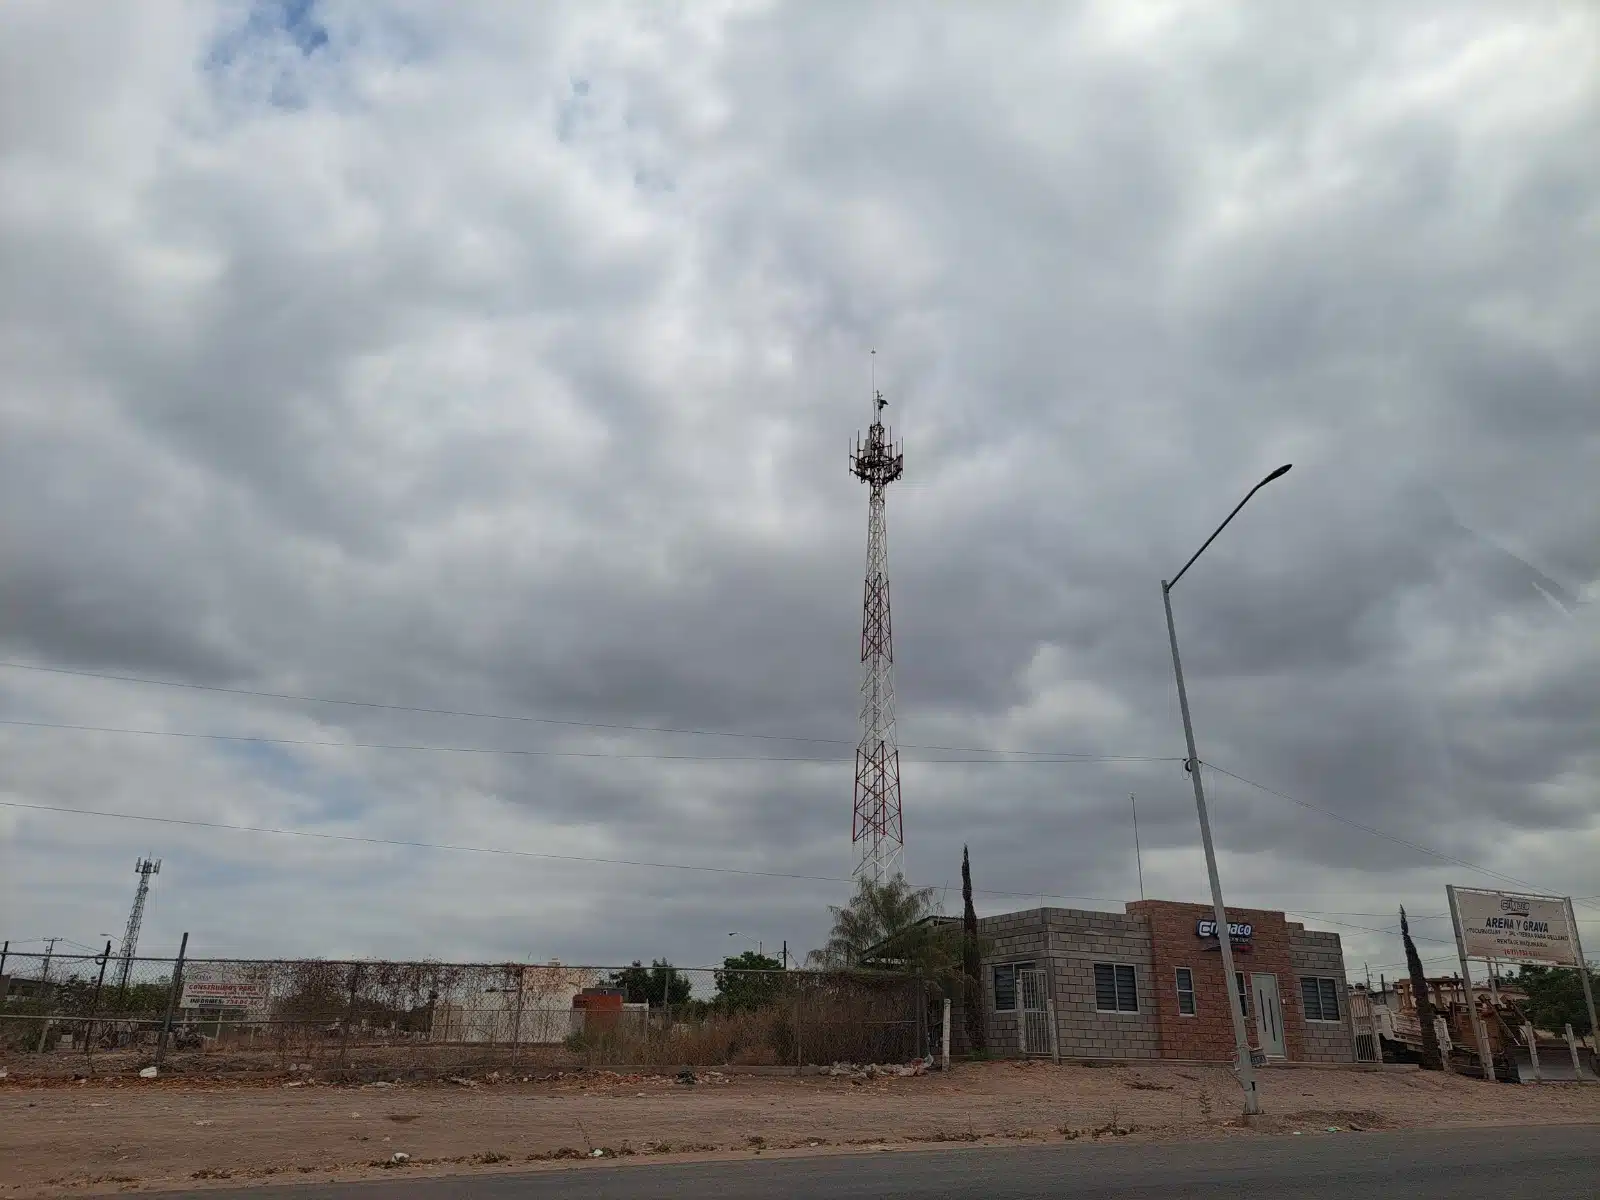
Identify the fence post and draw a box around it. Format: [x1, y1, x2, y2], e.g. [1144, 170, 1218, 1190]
[941, 998, 951, 1072]
[1565, 1024, 1586, 1082]
[35, 942, 56, 1053]
[85, 940, 112, 1066]
[1523, 1023, 1540, 1082]
[916, 978, 926, 1061]
[154, 932, 189, 1071]
[1, 939, 8, 975]
[1046, 997, 1060, 1065]
[510, 965, 526, 1071]
[339, 964, 362, 1068]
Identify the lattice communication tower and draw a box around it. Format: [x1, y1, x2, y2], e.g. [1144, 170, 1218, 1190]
[115, 857, 160, 994]
[849, 386, 905, 882]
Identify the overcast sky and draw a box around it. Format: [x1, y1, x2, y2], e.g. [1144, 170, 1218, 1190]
[2, 1, 1596, 985]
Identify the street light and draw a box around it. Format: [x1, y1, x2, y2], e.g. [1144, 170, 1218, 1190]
[1161, 463, 1291, 1117]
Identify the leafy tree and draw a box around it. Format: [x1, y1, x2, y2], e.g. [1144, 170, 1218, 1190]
[961, 845, 986, 1052]
[713, 951, 785, 1012]
[604, 959, 692, 1008]
[1516, 964, 1598, 1037]
[1401, 907, 1443, 1070]
[808, 873, 960, 982]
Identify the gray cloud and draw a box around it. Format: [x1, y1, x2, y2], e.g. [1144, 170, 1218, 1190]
[2, 1, 1596, 976]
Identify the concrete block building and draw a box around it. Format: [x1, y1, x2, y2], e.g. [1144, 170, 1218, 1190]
[963, 899, 1354, 1063]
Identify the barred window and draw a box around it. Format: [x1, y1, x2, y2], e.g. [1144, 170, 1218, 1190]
[1235, 971, 1250, 1018]
[992, 961, 1033, 1012]
[1094, 963, 1138, 1013]
[1175, 967, 1196, 1016]
[1301, 976, 1341, 1022]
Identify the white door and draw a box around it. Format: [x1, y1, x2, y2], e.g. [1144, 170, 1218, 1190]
[1253, 973, 1286, 1059]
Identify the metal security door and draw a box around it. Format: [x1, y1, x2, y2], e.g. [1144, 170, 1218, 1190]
[1253, 974, 1286, 1059]
[1019, 969, 1051, 1056]
[1347, 988, 1380, 1063]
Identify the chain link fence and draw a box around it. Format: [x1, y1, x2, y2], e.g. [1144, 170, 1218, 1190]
[0, 950, 937, 1080]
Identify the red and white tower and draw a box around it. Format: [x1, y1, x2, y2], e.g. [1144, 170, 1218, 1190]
[849, 384, 905, 882]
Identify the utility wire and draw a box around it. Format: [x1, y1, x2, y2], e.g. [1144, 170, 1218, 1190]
[0, 797, 1127, 906]
[1284, 913, 1455, 946]
[1207, 761, 1600, 915]
[0, 719, 1178, 765]
[0, 661, 1150, 760]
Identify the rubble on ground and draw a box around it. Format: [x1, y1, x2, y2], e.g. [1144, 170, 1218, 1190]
[824, 1056, 933, 1081]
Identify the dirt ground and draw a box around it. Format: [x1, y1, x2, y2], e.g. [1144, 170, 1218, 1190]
[3, 1060, 1597, 1197]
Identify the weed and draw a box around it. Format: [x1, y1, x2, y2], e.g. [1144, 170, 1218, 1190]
[1123, 1078, 1173, 1091]
[1197, 1085, 1213, 1120]
[527, 1147, 586, 1161]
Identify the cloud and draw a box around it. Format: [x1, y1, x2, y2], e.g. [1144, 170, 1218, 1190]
[2, 0, 1596, 977]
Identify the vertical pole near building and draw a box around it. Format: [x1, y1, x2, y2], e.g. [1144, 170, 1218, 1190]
[1046, 997, 1060, 1065]
[1523, 1024, 1540, 1081]
[941, 998, 951, 1071]
[1446, 886, 1495, 1082]
[1163, 583, 1261, 1115]
[1565, 898, 1598, 1055]
[155, 932, 188, 1071]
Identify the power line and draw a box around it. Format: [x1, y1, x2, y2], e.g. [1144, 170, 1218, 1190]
[0, 660, 1154, 760]
[1206, 762, 1600, 915]
[1285, 913, 1455, 945]
[0, 719, 1178, 766]
[1286, 910, 1449, 920]
[0, 797, 1128, 906]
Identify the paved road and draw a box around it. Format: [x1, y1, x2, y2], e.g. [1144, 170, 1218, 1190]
[151, 1125, 1599, 1199]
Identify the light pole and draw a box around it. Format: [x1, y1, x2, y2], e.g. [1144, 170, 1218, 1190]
[1161, 463, 1291, 1117]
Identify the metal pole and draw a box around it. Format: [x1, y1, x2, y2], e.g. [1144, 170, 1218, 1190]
[1, 939, 8, 976]
[86, 940, 112, 1062]
[36, 938, 58, 1053]
[510, 965, 526, 1070]
[1566, 898, 1598, 1055]
[154, 932, 188, 1072]
[1446, 886, 1494, 1081]
[941, 998, 951, 1071]
[1130, 793, 1145, 901]
[1162, 582, 1260, 1114]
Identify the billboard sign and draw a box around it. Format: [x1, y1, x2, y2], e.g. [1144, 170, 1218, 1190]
[180, 970, 271, 1009]
[1450, 888, 1579, 966]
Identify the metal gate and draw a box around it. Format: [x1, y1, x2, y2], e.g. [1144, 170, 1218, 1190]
[1019, 969, 1051, 1057]
[1347, 989, 1381, 1063]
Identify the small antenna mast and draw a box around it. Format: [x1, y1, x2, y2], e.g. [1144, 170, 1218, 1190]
[1130, 793, 1145, 901]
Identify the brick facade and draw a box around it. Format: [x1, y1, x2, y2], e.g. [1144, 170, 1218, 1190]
[970, 899, 1353, 1064]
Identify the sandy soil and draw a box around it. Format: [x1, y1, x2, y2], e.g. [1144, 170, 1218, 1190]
[3, 1061, 1597, 1197]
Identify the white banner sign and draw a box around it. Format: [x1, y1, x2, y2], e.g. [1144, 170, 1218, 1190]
[180, 971, 271, 1008]
[1451, 889, 1578, 966]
